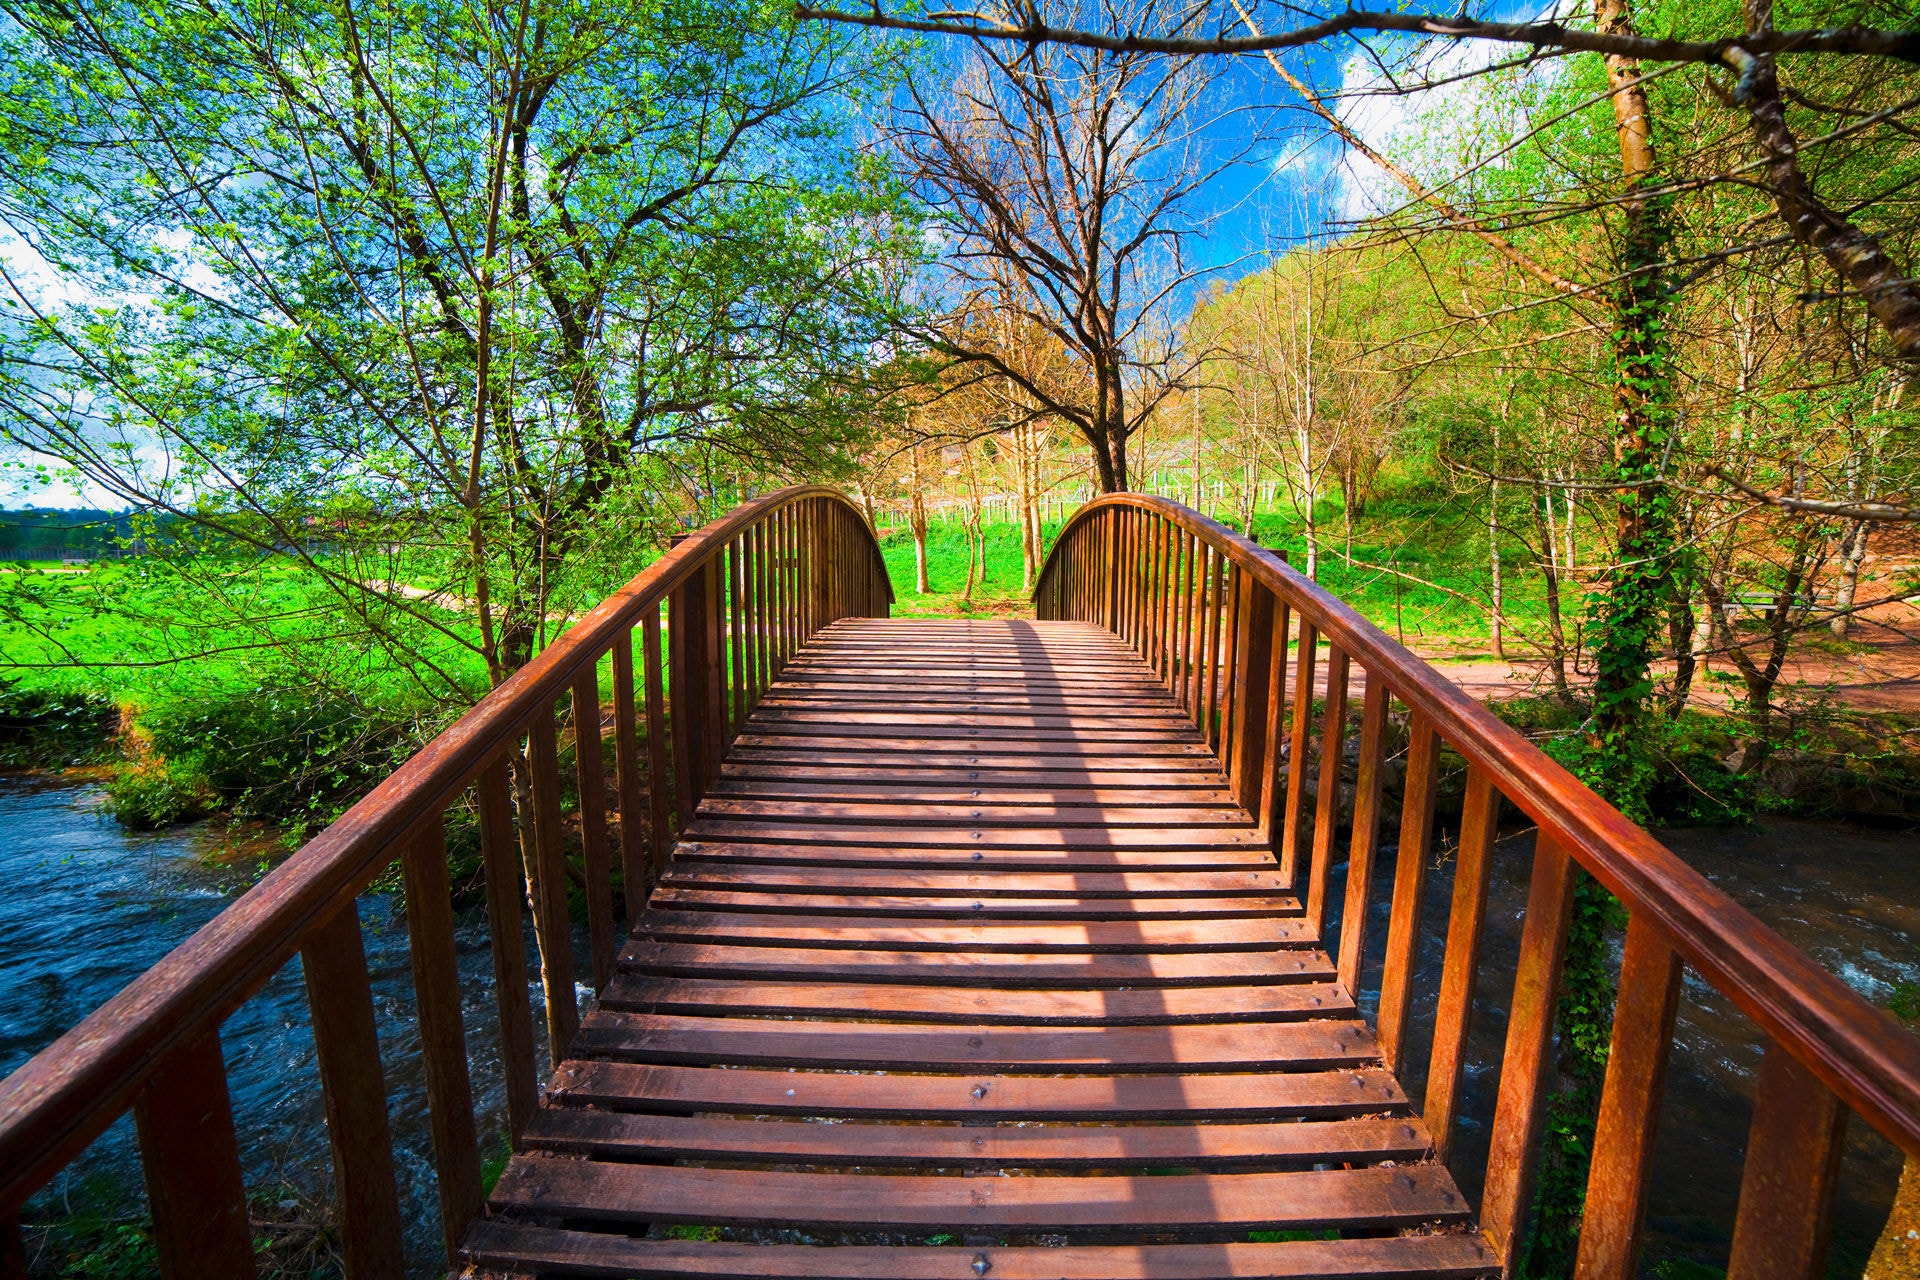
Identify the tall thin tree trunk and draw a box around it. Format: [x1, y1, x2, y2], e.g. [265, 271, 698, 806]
[908, 445, 931, 595]
[1490, 403, 1506, 660]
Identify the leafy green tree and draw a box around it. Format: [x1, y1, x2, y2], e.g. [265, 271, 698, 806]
[0, 0, 917, 701]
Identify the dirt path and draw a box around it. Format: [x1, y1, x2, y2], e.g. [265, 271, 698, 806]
[1423, 598, 1920, 714]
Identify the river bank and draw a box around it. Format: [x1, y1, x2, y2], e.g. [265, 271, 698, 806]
[0, 777, 529, 1277]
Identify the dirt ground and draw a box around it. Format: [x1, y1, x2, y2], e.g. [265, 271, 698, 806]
[1425, 573, 1920, 716]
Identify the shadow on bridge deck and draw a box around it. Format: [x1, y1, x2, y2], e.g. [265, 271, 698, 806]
[468, 618, 1493, 1279]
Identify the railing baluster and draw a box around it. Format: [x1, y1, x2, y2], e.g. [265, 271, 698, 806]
[611, 629, 649, 923]
[1155, 518, 1173, 680]
[728, 540, 747, 731]
[701, 557, 727, 783]
[1229, 580, 1274, 820]
[477, 758, 539, 1143]
[1207, 551, 1227, 747]
[400, 815, 484, 1258]
[571, 669, 617, 988]
[1424, 763, 1501, 1162]
[1278, 621, 1319, 884]
[1329, 668, 1385, 966]
[133, 1031, 255, 1280]
[1575, 913, 1683, 1280]
[1258, 595, 1292, 840]
[643, 609, 673, 877]
[1214, 562, 1239, 760]
[1309, 645, 1352, 947]
[1177, 535, 1197, 710]
[1480, 832, 1578, 1270]
[1182, 536, 1200, 707]
[772, 508, 788, 670]
[1103, 507, 1119, 631]
[800, 500, 817, 640]
[1174, 530, 1192, 695]
[1725, 1041, 1850, 1280]
[754, 518, 771, 696]
[303, 900, 406, 1278]
[1375, 709, 1442, 1073]
[526, 707, 581, 1061]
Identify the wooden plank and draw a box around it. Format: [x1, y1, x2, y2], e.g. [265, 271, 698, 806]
[643, 608, 673, 877]
[677, 826, 1268, 852]
[0, 1214, 21, 1280]
[476, 759, 539, 1145]
[1724, 1040, 1849, 1280]
[1228, 580, 1274, 818]
[1424, 764, 1501, 1163]
[720, 764, 1231, 788]
[695, 798, 1250, 827]
[571, 1010, 1379, 1072]
[490, 1159, 1468, 1234]
[1575, 912, 1682, 1280]
[299, 902, 406, 1278]
[1278, 624, 1318, 883]
[656, 865, 1294, 898]
[1328, 669, 1385, 956]
[631, 910, 1310, 951]
[401, 817, 484, 1259]
[610, 628, 650, 924]
[747, 709, 1196, 730]
[729, 732, 1212, 753]
[646, 887, 1301, 919]
[572, 671, 617, 988]
[463, 1223, 1497, 1279]
[132, 1032, 255, 1280]
[598, 975, 1352, 1025]
[1375, 707, 1441, 1074]
[620, 940, 1336, 986]
[1479, 833, 1577, 1269]
[704, 783, 1242, 806]
[526, 708, 581, 1063]
[520, 1109, 1429, 1168]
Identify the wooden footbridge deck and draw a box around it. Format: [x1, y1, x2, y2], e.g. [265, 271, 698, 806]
[4, 488, 1920, 1280]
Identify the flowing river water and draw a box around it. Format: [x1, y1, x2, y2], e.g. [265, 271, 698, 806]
[0, 775, 1914, 1277]
[0, 777, 526, 1274]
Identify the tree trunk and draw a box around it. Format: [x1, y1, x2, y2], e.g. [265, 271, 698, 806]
[1535, 490, 1574, 704]
[908, 445, 932, 594]
[1831, 519, 1869, 636]
[1586, 0, 1678, 761]
[1490, 406, 1506, 660]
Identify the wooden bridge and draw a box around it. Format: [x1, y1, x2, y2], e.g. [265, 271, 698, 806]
[3, 487, 1919, 1280]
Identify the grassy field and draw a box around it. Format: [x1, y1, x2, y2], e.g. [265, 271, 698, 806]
[878, 489, 1549, 656]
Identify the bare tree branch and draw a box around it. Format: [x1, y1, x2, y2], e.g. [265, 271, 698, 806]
[795, 3, 1920, 67]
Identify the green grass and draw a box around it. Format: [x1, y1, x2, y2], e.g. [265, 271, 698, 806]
[875, 487, 1571, 655]
[876, 518, 1061, 618]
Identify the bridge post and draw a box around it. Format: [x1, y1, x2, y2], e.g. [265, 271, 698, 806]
[303, 902, 407, 1278]
[1228, 581, 1274, 820]
[1480, 834, 1577, 1274]
[133, 1032, 256, 1280]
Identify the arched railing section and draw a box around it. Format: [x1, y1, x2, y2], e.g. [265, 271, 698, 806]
[0, 486, 890, 1277]
[1036, 493, 1920, 1279]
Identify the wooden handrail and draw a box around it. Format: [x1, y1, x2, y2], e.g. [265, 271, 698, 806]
[1037, 492, 1920, 1276]
[0, 487, 890, 1254]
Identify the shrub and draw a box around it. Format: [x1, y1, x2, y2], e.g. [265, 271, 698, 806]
[105, 671, 430, 836]
[0, 682, 118, 769]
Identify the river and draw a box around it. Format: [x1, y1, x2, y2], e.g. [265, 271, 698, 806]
[1, 777, 1913, 1277]
[0, 777, 525, 1276]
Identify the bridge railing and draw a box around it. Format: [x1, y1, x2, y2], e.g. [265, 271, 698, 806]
[1037, 492, 1920, 1279]
[0, 486, 890, 1278]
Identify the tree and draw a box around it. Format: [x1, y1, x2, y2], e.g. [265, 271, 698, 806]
[0, 0, 912, 701]
[877, 0, 1251, 491]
